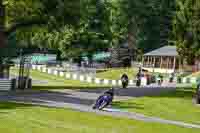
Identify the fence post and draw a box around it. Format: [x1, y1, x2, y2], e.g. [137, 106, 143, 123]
[11, 78, 16, 91]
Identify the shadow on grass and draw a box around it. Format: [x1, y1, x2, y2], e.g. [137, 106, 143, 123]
[0, 102, 34, 110]
[147, 88, 196, 99]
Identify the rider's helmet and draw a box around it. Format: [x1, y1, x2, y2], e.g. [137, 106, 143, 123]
[104, 87, 114, 96]
[121, 73, 128, 81]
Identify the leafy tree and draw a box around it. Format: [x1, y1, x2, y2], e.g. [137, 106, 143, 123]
[172, 0, 200, 65]
[5, 0, 80, 35]
[120, 0, 176, 53]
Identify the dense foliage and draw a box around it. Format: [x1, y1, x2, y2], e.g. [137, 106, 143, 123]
[172, 0, 200, 64]
[0, 0, 200, 64]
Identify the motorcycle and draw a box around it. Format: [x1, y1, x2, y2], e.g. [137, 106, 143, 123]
[92, 88, 114, 110]
[136, 77, 141, 87]
[122, 78, 128, 88]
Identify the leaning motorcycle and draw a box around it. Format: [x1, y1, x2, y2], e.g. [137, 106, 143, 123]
[92, 94, 113, 110]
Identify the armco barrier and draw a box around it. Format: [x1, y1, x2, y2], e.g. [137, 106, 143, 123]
[0, 79, 16, 91]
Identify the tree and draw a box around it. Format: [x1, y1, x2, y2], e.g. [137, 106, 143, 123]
[121, 0, 176, 53]
[172, 0, 200, 65]
[5, 0, 80, 36]
[1, 0, 181, 64]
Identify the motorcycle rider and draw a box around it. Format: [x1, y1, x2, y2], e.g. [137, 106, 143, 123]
[121, 73, 129, 88]
[136, 67, 142, 86]
[92, 88, 114, 109]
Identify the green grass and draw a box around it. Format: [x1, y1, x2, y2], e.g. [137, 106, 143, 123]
[0, 102, 199, 133]
[96, 68, 138, 80]
[95, 68, 171, 80]
[10, 68, 111, 90]
[113, 88, 200, 125]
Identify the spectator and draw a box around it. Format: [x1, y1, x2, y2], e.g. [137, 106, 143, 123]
[136, 67, 142, 86]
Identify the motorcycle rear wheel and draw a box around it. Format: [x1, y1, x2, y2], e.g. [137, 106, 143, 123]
[98, 100, 108, 110]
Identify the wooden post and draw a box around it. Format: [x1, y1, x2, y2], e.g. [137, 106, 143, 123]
[148, 56, 151, 67]
[167, 57, 169, 69]
[150, 56, 152, 67]
[142, 56, 144, 67]
[173, 56, 176, 70]
[160, 56, 163, 68]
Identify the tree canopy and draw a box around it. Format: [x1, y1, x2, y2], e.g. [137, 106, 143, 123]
[172, 0, 200, 64]
[1, 0, 199, 64]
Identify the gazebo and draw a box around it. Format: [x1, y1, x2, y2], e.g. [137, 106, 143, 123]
[142, 46, 179, 73]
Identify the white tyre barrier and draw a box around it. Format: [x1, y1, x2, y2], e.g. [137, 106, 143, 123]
[95, 78, 101, 84]
[37, 66, 41, 71]
[118, 80, 122, 86]
[66, 73, 71, 79]
[129, 80, 134, 85]
[80, 75, 85, 82]
[48, 69, 52, 74]
[59, 72, 64, 77]
[112, 80, 117, 86]
[87, 76, 92, 83]
[182, 78, 187, 83]
[73, 74, 78, 80]
[42, 67, 47, 73]
[32, 65, 36, 70]
[103, 79, 109, 85]
[54, 70, 58, 76]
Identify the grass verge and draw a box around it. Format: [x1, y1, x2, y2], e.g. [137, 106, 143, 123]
[95, 67, 138, 80]
[0, 102, 199, 133]
[112, 88, 200, 124]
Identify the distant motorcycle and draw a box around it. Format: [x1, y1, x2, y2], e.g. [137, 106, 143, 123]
[121, 74, 129, 88]
[122, 78, 128, 88]
[136, 77, 141, 87]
